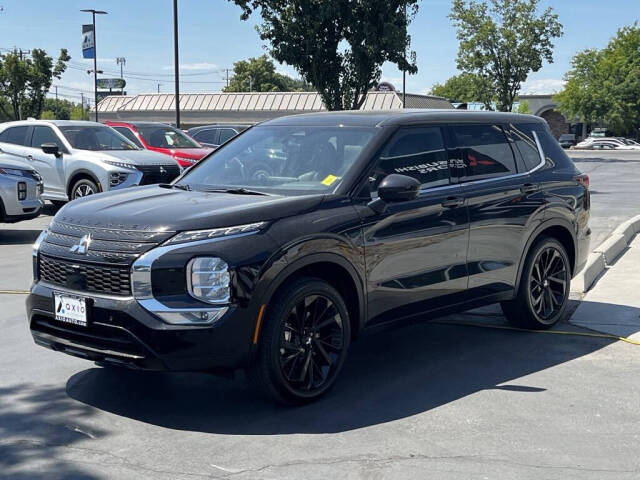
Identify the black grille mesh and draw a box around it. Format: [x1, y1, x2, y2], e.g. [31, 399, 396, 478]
[39, 255, 131, 296]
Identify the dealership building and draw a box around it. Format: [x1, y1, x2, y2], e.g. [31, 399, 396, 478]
[96, 90, 454, 127]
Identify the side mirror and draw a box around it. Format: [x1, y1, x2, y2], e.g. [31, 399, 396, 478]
[41, 143, 61, 157]
[368, 174, 421, 213]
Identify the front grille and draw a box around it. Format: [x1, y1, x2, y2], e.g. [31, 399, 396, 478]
[137, 164, 181, 185]
[39, 254, 131, 296]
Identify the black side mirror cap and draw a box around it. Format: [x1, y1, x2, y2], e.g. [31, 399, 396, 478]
[41, 143, 61, 157]
[377, 174, 421, 202]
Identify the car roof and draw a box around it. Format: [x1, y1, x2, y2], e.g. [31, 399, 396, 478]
[0, 119, 103, 128]
[188, 124, 251, 131]
[259, 109, 546, 128]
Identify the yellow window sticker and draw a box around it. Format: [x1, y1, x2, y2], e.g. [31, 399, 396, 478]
[321, 175, 338, 186]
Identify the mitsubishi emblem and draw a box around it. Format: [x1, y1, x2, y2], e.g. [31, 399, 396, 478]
[70, 234, 92, 255]
[160, 166, 167, 174]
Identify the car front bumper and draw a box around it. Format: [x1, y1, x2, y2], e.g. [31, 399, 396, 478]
[27, 281, 253, 372]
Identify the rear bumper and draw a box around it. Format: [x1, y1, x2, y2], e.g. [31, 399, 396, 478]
[27, 281, 252, 372]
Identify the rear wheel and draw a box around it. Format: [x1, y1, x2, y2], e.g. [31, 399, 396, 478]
[71, 178, 98, 201]
[502, 236, 571, 329]
[250, 277, 351, 405]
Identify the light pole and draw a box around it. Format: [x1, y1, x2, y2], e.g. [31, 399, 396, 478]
[81, 8, 107, 122]
[173, 0, 180, 128]
[116, 57, 126, 79]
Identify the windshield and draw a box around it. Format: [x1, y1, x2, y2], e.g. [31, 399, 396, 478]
[178, 125, 376, 196]
[59, 125, 139, 151]
[136, 125, 200, 149]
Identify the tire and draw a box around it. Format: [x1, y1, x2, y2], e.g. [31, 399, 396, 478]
[501, 236, 571, 329]
[249, 277, 351, 405]
[70, 178, 99, 201]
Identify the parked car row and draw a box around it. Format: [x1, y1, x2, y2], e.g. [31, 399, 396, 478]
[573, 136, 640, 150]
[0, 119, 248, 223]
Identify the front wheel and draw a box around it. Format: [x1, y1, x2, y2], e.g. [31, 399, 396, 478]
[71, 178, 99, 201]
[249, 277, 351, 405]
[502, 236, 571, 329]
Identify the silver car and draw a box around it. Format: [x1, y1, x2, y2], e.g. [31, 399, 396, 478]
[0, 152, 43, 223]
[0, 120, 181, 204]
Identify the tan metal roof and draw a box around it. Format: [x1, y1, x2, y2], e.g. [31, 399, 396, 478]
[97, 91, 452, 113]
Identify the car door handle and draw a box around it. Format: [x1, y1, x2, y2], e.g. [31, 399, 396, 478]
[441, 196, 464, 208]
[521, 183, 539, 194]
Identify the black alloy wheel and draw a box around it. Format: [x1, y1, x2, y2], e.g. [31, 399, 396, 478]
[279, 294, 345, 392]
[502, 236, 571, 329]
[250, 277, 351, 405]
[529, 246, 568, 322]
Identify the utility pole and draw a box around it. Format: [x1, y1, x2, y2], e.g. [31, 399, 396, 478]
[116, 57, 126, 79]
[402, 4, 407, 108]
[226, 68, 230, 88]
[173, 0, 181, 128]
[81, 9, 108, 122]
[81, 93, 85, 119]
[157, 83, 162, 94]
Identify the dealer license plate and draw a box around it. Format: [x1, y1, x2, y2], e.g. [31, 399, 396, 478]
[54, 293, 87, 327]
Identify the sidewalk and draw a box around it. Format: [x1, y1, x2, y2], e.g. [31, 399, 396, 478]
[570, 234, 640, 342]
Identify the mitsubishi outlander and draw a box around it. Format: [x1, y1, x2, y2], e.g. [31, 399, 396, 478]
[27, 110, 591, 404]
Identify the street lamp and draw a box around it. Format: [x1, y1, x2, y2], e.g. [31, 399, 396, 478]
[173, 0, 180, 128]
[81, 8, 108, 122]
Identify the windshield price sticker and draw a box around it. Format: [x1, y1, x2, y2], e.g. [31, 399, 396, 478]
[322, 175, 338, 186]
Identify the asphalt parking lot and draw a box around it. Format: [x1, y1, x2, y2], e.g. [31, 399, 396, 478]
[2, 152, 640, 479]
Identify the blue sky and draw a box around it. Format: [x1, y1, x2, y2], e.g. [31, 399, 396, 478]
[1, 0, 639, 107]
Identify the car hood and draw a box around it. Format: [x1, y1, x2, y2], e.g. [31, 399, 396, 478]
[70, 148, 178, 166]
[161, 147, 213, 159]
[0, 155, 36, 170]
[54, 185, 324, 232]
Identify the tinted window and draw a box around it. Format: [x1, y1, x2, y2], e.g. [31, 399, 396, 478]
[219, 128, 237, 144]
[451, 124, 516, 181]
[194, 128, 219, 144]
[509, 123, 542, 171]
[136, 125, 200, 148]
[371, 126, 450, 192]
[1, 126, 30, 146]
[518, 123, 574, 169]
[59, 126, 138, 151]
[31, 126, 65, 150]
[113, 127, 143, 148]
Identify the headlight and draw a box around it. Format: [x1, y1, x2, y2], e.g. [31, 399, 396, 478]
[102, 160, 137, 170]
[187, 257, 230, 304]
[165, 222, 266, 246]
[0, 167, 30, 177]
[175, 156, 197, 164]
[32, 229, 48, 280]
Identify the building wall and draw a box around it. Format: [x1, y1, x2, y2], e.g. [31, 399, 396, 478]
[541, 110, 569, 138]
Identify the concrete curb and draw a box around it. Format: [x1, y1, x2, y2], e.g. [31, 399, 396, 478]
[571, 215, 640, 294]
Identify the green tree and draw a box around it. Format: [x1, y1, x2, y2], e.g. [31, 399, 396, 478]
[431, 72, 494, 109]
[229, 0, 419, 110]
[223, 55, 313, 92]
[40, 110, 56, 119]
[0, 48, 70, 120]
[516, 99, 531, 114]
[449, 0, 562, 112]
[555, 24, 640, 136]
[70, 103, 89, 121]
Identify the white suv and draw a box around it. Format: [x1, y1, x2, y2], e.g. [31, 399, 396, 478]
[0, 120, 181, 204]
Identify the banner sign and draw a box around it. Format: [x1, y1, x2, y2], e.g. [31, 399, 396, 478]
[82, 24, 95, 59]
[97, 78, 126, 90]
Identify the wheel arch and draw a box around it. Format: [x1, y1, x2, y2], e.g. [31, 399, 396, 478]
[515, 218, 576, 292]
[66, 169, 102, 199]
[257, 252, 366, 344]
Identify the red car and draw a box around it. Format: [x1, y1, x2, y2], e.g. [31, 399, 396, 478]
[105, 121, 213, 168]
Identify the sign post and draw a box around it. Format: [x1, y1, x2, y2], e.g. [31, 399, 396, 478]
[81, 9, 108, 122]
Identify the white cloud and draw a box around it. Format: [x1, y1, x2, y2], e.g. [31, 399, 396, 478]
[162, 62, 219, 71]
[520, 78, 565, 95]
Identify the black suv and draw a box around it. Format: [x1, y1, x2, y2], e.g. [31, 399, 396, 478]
[28, 110, 591, 404]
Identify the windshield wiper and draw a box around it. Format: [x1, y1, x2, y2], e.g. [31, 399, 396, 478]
[203, 187, 270, 196]
[159, 183, 191, 191]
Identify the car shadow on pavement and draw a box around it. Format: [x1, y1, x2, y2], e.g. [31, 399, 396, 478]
[0, 229, 43, 245]
[0, 383, 104, 479]
[66, 319, 615, 435]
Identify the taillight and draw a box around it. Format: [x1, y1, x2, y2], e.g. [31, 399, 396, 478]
[576, 174, 589, 189]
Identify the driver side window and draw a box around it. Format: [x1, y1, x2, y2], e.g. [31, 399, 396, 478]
[370, 126, 450, 194]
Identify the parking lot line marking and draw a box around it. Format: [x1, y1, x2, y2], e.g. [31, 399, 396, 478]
[0, 290, 30, 295]
[433, 320, 640, 346]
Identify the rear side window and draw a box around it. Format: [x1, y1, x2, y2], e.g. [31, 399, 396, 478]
[113, 127, 143, 148]
[451, 124, 517, 181]
[219, 128, 237, 144]
[1, 126, 30, 146]
[371, 126, 450, 191]
[194, 128, 218, 144]
[31, 126, 65, 150]
[509, 123, 542, 171]
[516, 123, 574, 170]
